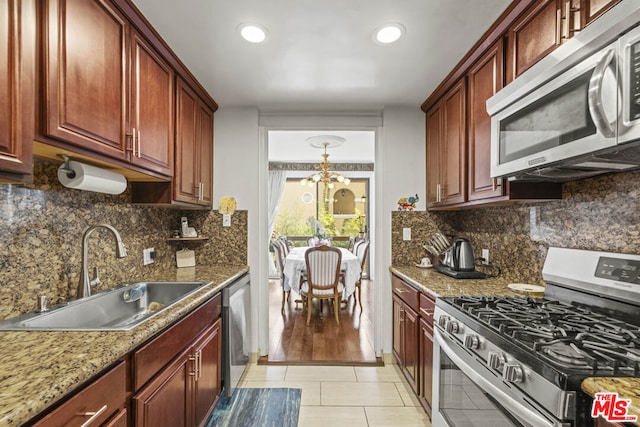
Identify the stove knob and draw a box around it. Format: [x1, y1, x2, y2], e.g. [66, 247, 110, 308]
[463, 334, 480, 349]
[438, 315, 450, 328]
[487, 352, 506, 371]
[503, 363, 525, 383]
[445, 319, 459, 334]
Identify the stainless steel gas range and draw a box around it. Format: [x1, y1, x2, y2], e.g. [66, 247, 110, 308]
[432, 247, 640, 427]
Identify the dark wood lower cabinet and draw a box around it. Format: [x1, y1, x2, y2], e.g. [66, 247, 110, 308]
[133, 300, 223, 427]
[133, 346, 191, 427]
[30, 361, 128, 427]
[392, 274, 437, 419]
[392, 275, 423, 396]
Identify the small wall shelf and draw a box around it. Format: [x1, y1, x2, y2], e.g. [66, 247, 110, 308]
[166, 237, 209, 242]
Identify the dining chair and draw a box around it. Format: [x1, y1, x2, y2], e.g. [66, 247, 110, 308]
[278, 236, 290, 255]
[347, 236, 356, 252]
[352, 239, 363, 254]
[301, 245, 344, 326]
[271, 240, 290, 312]
[353, 240, 370, 311]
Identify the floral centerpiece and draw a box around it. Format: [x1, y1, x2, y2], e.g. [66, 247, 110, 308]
[219, 196, 237, 226]
[307, 217, 331, 246]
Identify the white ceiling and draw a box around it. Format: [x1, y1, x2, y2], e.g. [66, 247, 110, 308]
[131, 0, 512, 112]
[268, 130, 375, 163]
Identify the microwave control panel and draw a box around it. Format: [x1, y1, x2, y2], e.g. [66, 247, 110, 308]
[631, 39, 640, 121]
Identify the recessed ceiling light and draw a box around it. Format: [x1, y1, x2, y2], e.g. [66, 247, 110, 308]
[238, 24, 268, 43]
[374, 23, 405, 44]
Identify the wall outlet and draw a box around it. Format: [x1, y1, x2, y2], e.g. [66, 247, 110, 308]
[223, 213, 231, 227]
[482, 248, 490, 265]
[143, 248, 155, 266]
[403, 228, 411, 241]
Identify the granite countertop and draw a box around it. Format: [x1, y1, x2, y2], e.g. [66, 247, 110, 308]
[582, 378, 640, 425]
[389, 265, 544, 299]
[0, 264, 249, 427]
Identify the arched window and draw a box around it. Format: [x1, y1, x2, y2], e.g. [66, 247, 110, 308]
[333, 188, 355, 214]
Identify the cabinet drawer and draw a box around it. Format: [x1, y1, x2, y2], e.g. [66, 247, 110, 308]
[133, 292, 221, 390]
[419, 293, 436, 329]
[31, 361, 127, 427]
[392, 276, 419, 312]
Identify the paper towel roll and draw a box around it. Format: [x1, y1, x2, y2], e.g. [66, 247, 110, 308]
[57, 160, 127, 194]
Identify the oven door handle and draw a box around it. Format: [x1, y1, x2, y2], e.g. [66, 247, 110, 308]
[435, 329, 559, 427]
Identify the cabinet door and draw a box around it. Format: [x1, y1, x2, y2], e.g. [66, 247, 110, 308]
[175, 78, 199, 203]
[468, 39, 504, 201]
[506, 0, 562, 83]
[193, 319, 222, 426]
[441, 79, 466, 205]
[425, 104, 442, 208]
[130, 30, 174, 176]
[392, 295, 403, 363]
[31, 361, 127, 427]
[104, 408, 128, 427]
[419, 318, 434, 416]
[403, 304, 419, 393]
[133, 348, 192, 427]
[582, 0, 620, 27]
[0, 0, 35, 181]
[196, 103, 214, 206]
[44, 0, 129, 160]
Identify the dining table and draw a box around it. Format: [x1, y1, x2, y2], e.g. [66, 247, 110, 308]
[283, 246, 362, 299]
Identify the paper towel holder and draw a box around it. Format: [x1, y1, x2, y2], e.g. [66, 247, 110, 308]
[59, 155, 76, 179]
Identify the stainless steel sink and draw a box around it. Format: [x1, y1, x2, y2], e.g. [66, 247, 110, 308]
[0, 281, 209, 331]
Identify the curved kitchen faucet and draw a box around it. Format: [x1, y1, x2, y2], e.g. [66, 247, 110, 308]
[77, 224, 127, 298]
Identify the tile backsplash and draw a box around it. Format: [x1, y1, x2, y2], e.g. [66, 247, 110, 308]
[392, 168, 640, 283]
[0, 159, 247, 320]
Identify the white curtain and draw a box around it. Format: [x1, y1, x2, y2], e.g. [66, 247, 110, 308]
[268, 170, 287, 277]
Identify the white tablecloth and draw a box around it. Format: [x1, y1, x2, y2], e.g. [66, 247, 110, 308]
[283, 246, 362, 298]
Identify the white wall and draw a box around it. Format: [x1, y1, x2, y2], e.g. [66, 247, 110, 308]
[213, 106, 425, 357]
[377, 106, 426, 354]
[213, 107, 261, 353]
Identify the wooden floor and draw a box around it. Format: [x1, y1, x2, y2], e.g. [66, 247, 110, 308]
[260, 278, 380, 365]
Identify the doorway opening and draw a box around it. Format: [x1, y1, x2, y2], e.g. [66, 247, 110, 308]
[264, 130, 377, 364]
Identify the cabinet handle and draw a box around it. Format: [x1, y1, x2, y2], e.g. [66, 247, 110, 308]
[189, 355, 197, 377]
[199, 183, 204, 201]
[132, 128, 137, 157]
[198, 349, 203, 380]
[137, 129, 141, 158]
[400, 308, 405, 322]
[436, 184, 441, 203]
[420, 307, 433, 318]
[79, 404, 108, 427]
[492, 178, 498, 192]
[394, 288, 409, 294]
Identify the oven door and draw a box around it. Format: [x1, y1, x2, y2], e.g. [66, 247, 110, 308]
[490, 41, 619, 180]
[432, 328, 570, 427]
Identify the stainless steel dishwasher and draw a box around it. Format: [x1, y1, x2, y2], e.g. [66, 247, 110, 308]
[222, 273, 250, 397]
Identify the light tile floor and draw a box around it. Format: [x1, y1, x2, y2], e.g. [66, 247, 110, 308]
[239, 363, 432, 427]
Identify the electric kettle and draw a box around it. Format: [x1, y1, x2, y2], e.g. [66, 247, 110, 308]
[452, 238, 475, 271]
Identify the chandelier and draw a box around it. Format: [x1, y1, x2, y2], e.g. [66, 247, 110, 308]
[300, 136, 350, 189]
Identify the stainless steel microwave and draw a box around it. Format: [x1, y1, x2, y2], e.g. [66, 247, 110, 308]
[487, 1, 640, 182]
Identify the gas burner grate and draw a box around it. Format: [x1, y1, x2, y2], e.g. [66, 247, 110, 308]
[447, 295, 640, 373]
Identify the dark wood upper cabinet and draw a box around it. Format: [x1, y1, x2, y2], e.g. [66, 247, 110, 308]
[130, 30, 174, 176]
[174, 78, 213, 207]
[0, 0, 36, 183]
[506, 0, 562, 84]
[44, 0, 129, 160]
[581, 0, 621, 27]
[426, 79, 467, 208]
[468, 39, 504, 201]
[42, 0, 190, 180]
